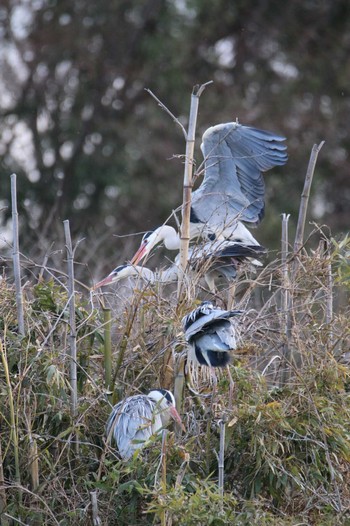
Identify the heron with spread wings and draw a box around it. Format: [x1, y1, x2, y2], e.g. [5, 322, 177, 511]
[130, 121, 287, 266]
[93, 121, 287, 291]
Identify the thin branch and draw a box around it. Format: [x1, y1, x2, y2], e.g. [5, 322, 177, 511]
[145, 88, 187, 139]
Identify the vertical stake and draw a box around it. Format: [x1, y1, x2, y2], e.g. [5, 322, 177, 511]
[177, 82, 212, 298]
[281, 213, 292, 385]
[218, 419, 225, 511]
[63, 220, 78, 452]
[103, 308, 112, 400]
[10, 173, 25, 335]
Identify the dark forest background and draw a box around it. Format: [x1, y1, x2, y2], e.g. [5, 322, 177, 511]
[1, 0, 349, 283]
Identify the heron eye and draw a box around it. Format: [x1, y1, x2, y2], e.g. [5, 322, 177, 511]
[142, 231, 153, 242]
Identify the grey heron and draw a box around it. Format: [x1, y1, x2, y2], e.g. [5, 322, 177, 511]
[182, 301, 242, 368]
[92, 263, 178, 289]
[93, 239, 266, 292]
[106, 389, 182, 460]
[192, 121, 287, 239]
[130, 121, 287, 263]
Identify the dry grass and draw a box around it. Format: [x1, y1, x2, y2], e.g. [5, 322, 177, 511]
[1, 233, 350, 525]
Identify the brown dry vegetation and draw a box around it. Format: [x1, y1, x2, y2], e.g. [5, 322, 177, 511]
[1, 232, 350, 525]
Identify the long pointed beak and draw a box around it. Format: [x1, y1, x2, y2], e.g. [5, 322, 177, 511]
[91, 273, 114, 290]
[169, 406, 185, 431]
[130, 243, 147, 265]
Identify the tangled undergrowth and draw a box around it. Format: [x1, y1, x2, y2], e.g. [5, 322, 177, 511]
[1, 234, 350, 525]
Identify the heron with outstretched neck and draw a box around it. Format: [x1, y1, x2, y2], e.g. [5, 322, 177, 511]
[92, 238, 266, 293]
[130, 120, 287, 265]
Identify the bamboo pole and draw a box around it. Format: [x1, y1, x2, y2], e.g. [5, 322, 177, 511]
[10, 173, 25, 336]
[218, 419, 225, 509]
[0, 339, 21, 490]
[102, 309, 112, 399]
[174, 353, 186, 434]
[0, 424, 8, 520]
[293, 142, 324, 254]
[90, 490, 102, 526]
[323, 238, 334, 348]
[160, 429, 168, 526]
[281, 213, 292, 385]
[177, 82, 212, 298]
[63, 221, 78, 424]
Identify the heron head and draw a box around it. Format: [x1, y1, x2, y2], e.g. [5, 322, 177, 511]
[148, 389, 184, 429]
[130, 225, 176, 265]
[130, 230, 157, 265]
[92, 264, 130, 289]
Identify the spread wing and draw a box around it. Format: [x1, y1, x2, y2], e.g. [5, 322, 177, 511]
[192, 122, 287, 227]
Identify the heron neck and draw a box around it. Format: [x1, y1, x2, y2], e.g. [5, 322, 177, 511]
[158, 225, 180, 250]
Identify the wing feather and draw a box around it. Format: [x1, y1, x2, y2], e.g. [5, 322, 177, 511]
[106, 395, 158, 459]
[192, 122, 287, 226]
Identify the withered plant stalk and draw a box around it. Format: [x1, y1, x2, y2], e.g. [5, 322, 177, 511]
[294, 142, 325, 254]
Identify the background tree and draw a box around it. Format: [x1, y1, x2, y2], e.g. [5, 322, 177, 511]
[0, 0, 349, 281]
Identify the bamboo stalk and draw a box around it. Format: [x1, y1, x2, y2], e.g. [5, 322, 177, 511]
[160, 429, 168, 526]
[323, 238, 334, 348]
[218, 419, 225, 509]
[0, 339, 21, 490]
[293, 142, 325, 254]
[63, 221, 78, 427]
[0, 428, 8, 520]
[28, 437, 39, 491]
[102, 309, 112, 399]
[281, 214, 292, 385]
[10, 173, 25, 336]
[173, 353, 186, 434]
[177, 82, 212, 298]
[90, 490, 102, 526]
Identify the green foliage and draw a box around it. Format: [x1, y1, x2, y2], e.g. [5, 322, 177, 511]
[1, 238, 350, 524]
[332, 235, 350, 290]
[225, 364, 350, 505]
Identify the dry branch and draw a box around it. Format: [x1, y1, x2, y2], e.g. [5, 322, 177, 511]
[294, 142, 325, 254]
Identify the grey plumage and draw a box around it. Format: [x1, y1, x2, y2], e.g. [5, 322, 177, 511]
[182, 301, 242, 367]
[106, 389, 180, 460]
[191, 122, 288, 238]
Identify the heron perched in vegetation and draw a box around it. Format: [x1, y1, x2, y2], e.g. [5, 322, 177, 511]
[182, 301, 242, 367]
[93, 238, 266, 292]
[130, 121, 288, 265]
[106, 389, 182, 460]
